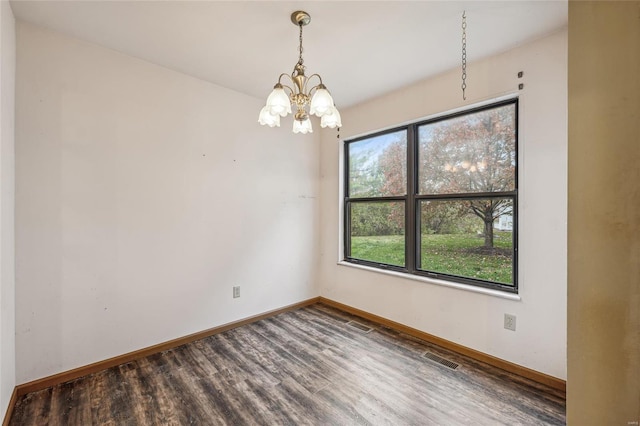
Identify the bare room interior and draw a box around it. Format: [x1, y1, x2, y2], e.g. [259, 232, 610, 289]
[0, 1, 638, 425]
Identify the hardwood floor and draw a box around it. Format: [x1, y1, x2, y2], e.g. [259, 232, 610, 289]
[10, 304, 566, 425]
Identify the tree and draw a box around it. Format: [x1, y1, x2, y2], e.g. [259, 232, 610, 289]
[348, 147, 384, 197]
[418, 105, 516, 248]
[420, 201, 469, 234]
[468, 198, 513, 248]
[378, 139, 406, 229]
[350, 202, 403, 237]
[349, 138, 405, 236]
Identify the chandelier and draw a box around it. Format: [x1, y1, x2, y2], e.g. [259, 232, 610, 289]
[258, 11, 341, 134]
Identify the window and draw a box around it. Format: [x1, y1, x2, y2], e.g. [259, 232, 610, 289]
[344, 99, 518, 292]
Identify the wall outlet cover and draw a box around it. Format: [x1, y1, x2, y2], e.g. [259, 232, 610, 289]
[504, 313, 516, 331]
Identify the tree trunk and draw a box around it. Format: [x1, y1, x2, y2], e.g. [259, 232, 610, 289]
[484, 219, 494, 248]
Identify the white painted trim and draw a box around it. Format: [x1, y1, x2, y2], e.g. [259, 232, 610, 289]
[337, 138, 345, 262]
[337, 261, 522, 301]
[343, 91, 520, 142]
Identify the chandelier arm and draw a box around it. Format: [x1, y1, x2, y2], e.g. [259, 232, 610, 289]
[281, 85, 296, 98]
[277, 73, 294, 85]
[276, 74, 296, 97]
[305, 75, 325, 95]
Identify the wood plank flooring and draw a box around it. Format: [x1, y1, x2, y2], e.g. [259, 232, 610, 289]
[10, 304, 566, 425]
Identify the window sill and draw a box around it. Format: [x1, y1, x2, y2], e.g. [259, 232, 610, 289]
[336, 261, 522, 301]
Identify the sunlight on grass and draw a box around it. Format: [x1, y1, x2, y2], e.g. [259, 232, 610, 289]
[350, 232, 513, 284]
[421, 232, 513, 284]
[350, 235, 405, 267]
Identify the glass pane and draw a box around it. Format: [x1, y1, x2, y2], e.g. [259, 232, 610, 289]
[348, 130, 407, 198]
[419, 198, 514, 285]
[349, 201, 405, 267]
[418, 103, 516, 195]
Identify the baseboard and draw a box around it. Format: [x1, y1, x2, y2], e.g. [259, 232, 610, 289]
[318, 297, 566, 393]
[2, 387, 18, 426]
[15, 297, 321, 397]
[13, 294, 565, 403]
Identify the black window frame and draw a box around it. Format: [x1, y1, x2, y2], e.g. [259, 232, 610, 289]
[344, 98, 519, 293]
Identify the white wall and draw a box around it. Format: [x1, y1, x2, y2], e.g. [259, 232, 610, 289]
[15, 22, 320, 383]
[0, 0, 15, 417]
[319, 30, 568, 379]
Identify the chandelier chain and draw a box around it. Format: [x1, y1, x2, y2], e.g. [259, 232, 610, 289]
[461, 11, 467, 100]
[298, 23, 304, 65]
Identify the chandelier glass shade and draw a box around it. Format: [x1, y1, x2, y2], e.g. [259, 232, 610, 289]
[258, 11, 341, 134]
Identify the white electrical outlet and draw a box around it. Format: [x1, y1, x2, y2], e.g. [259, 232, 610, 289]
[504, 314, 516, 331]
[233, 286, 240, 298]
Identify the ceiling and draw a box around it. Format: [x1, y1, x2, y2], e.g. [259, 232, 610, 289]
[10, 1, 567, 108]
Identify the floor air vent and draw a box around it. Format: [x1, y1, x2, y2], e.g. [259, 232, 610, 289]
[346, 321, 373, 333]
[422, 352, 459, 370]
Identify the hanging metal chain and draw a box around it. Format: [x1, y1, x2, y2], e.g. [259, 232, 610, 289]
[298, 23, 304, 65]
[461, 11, 467, 101]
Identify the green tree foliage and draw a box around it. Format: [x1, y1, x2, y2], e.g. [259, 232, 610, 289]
[350, 202, 404, 237]
[420, 201, 476, 235]
[349, 133, 406, 237]
[348, 147, 384, 198]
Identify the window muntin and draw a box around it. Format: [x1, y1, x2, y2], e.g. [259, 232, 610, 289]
[344, 99, 518, 292]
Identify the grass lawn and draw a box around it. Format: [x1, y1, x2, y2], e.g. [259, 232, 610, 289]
[350, 232, 513, 284]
